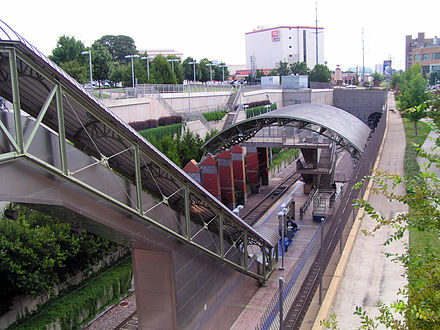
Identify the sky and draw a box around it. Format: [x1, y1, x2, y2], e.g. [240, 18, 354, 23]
[2, 0, 439, 72]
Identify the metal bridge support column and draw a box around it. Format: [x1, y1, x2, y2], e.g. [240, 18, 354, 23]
[231, 144, 247, 203]
[132, 248, 178, 330]
[257, 147, 269, 186]
[217, 149, 235, 209]
[200, 155, 221, 200]
[246, 146, 259, 185]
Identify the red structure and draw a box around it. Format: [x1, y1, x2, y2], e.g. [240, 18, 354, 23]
[200, 155, 221, 200]
[217, 150, 235, 208]
[231, 145, 247, 202]
[246, 146, 259, 184]
[257, 147, 269, 186]
[182, 159, 201, 184]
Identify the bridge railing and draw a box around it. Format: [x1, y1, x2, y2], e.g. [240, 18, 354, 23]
[0, 42, 278, 283]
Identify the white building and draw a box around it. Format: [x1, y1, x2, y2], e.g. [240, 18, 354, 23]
[245, 26, 324, 70]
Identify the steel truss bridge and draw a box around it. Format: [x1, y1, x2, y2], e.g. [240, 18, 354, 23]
[0, 21, 279, 284]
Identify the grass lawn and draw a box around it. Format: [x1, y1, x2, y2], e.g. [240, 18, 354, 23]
[401, 117, 440, 251]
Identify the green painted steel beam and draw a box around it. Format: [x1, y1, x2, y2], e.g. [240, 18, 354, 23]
[12, 152, 266, 281]
[9, 48, 23, 153]
[133, 145, 143, 214]
[24, 85, 58, 152]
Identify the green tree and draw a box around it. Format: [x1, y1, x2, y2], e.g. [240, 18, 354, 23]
[403, 103, 428, 136]
[149, 55, 177, 84]
[95, 35, 137, 64]
[198, 58, 212, 82]
[372, 72, 385, 87]
[309, 64, 331, 82]
[58, 60, 87, 83]
[50, 35, 85, 65]
[396, 63, 427, 110]
[290, 61, 310, 75]
[167, 56, 184, 84]
[214, 62, 229, 81]
[182, 57, 199, 82]
[90, 42, 113, 85]
[277, 61, 290, 76]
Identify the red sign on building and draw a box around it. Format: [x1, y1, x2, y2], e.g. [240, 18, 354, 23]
[271, 29, 280, 42]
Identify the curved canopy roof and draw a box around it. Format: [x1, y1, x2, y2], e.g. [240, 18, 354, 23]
[203, 104, 371, 159]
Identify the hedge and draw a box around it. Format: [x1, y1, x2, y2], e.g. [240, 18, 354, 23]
[139, 123, 184, 141]
[246, 103, 277, 118]
[129, 115, 182, 131]
[10, 257, 133, 329]
[202, 110, 228, 122]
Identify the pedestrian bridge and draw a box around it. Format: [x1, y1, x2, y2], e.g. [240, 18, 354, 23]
[0, 20, 280, 329]
[203, 103, 371, 160]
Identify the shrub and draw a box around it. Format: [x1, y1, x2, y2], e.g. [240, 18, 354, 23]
[139, 123, 184, 142]
[128, 119, 157, 131]
[202, 110, 228, 122]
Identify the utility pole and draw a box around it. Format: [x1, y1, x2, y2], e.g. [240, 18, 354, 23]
[362, 28, 365, 84]
[315, 1, 319, 65]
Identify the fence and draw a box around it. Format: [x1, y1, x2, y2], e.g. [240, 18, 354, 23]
[255, 99, 388, 329]
[98, 83, 234, 100]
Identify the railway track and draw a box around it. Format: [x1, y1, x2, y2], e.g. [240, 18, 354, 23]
[114, 311, 138, 329]
[241, 171, 301, 226]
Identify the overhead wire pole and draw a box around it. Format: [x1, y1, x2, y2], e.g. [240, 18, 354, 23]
[313, 1, 323, 66]
[315, 0, 319, 65]
[362, 28, 365, 84]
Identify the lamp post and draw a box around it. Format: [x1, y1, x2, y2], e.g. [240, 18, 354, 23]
[205, 62, 216, 82]
[278, 210, 285, 270]
[141, 56, 153, 83]
[278, 203, 287, 270]
[188, 61, 198, 82]
[125, 54, 139, 88]
[218, 64, 227, 82]
[167, 58, 179, 72]
[232, 205, 243, 218]
[81, 50, 93, 90]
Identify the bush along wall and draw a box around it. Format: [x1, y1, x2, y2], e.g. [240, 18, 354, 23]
[246, 103, 277, 119]
[202, 110, 228, 122]
[129, 115, 183, 131]
[139, 123, 184, 141]
[9, 257, 133, 330]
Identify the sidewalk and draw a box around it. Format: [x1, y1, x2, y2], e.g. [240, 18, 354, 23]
[317, 95, 408, 328]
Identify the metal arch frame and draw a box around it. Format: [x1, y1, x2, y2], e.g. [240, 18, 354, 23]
[203, 112, 370, 160]
[0, 43, 278, 283]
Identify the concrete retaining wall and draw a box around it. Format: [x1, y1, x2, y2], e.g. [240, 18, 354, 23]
[333, 89, 387, 124]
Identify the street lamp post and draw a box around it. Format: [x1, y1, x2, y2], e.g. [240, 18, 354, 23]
[81, 50, 93, 90]
[205, 62, 215, 82]
[218, 64, 227, 82]
[125, 54, 139, 88]
[141, 56, 153, 83]
[188, 61, 198, 82]
[167, 58, 179, 72]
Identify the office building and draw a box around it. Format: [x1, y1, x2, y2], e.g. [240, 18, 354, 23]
[245, 26, 324, 71]
[406, 33, 440, 74]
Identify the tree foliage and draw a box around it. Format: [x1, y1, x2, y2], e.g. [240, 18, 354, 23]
[50, 35, 85, 65]
[95, 35, 137, 64]
[309, 64, 331, 82]
[290, 61, 310, 75]
[90, 42, 113, 84]
[395, 63, 428, 110]
[0, 206, 117, 315]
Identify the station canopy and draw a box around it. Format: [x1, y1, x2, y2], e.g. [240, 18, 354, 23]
[203, 104, 371, 159]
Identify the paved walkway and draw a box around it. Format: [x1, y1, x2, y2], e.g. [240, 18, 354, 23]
[317, 95, 408, 328]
